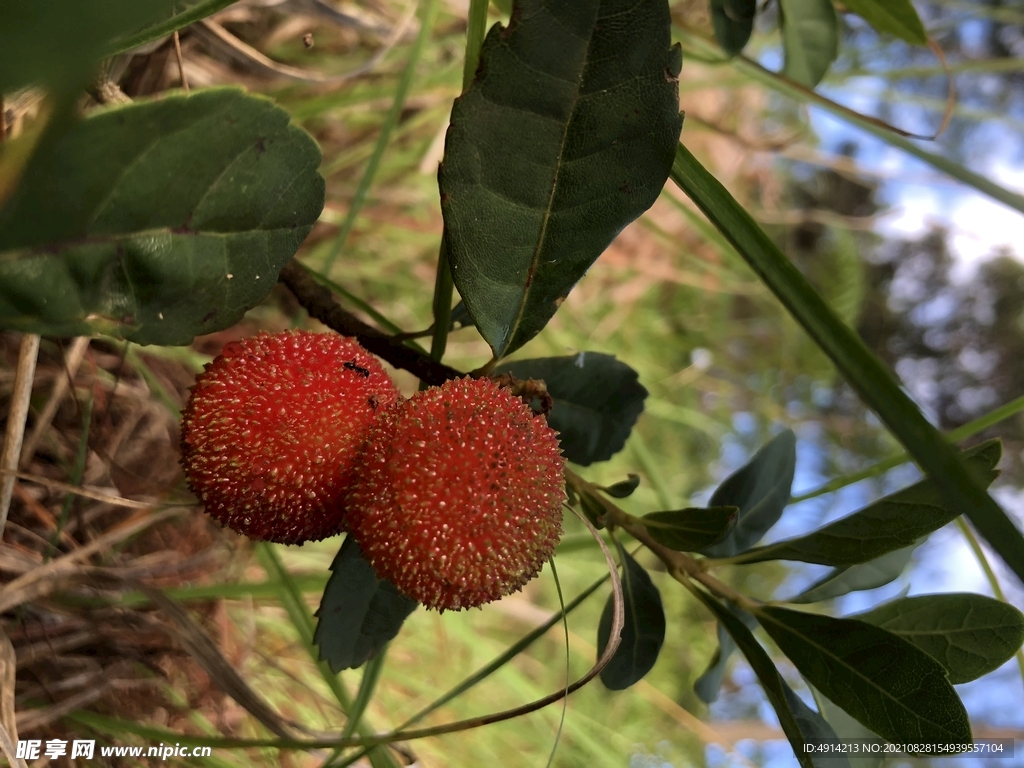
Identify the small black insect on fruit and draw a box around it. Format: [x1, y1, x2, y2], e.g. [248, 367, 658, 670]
[344, 361, 371, 378]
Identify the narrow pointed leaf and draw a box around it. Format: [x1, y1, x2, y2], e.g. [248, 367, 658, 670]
[670, 142, 1024, 587]
[688, 590, 815, 767]
[701, 429, 797, 557]
[601, 474, 641, 499]
[789, 543, 918, 603]
[755, 606, 971, 746]
[711, 0, 756, 56]
[780, 0, 839, 87]
[841, 0, 926, 45]
[734, 441, 1002, 566]
[596, 543, 665, 690]
[498, 353, 648, 465]
[694, 622, 736, 703]
[694, 608, 759, 703]
[439, 0, 683, 357]
[0, 89, 324, 345]
[315, 537, 418, 672]
[855, 593, 1024, 684]
[642, 506, 738, 551]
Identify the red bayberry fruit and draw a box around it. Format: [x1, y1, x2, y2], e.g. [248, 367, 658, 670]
[346, 377, 565, 611]
[180, 331, 400, 544]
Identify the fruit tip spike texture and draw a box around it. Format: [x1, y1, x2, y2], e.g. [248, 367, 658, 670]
[347, 376, 566, 611]
[180, 330, 400, 544]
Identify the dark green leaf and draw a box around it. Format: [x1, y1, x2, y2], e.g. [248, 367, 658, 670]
[734, 441, 1002, 566]
[597, 543, 665, 690]
[779, 0, 839, 88]
[782, 685, 852, 768]
[447, 300, 473, 331]
[789, 543, 918, 603]
[701, 429, 797, 557]
[694, 622, 736, 703]
[315, 537, 418, 672]
[855, 593, 1024, 684]
[0, 89, 324, 345]
[0, 0, 182, 92]
[670, 143, 1024, 588]
[755, 606, 971, 746]
[811, 687, 884, 768]
[601, 474, 641, 498]
[642, 506, 738, 551]
[693, 609, 758, 703]
[498, 353, 648, 465]
[439, 0, 683, 357]
[711, 0, 756, 56]
[840, 0, 926, 45]
[688, 591, 815, 768]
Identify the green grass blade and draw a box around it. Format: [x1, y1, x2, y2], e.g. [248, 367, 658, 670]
[254, 544, 352, 711]
[669, 142, 1024, 586]
[676, 31, 1024, 217]
[793, 393, 1024, 502]
[322, 0, 442, 274]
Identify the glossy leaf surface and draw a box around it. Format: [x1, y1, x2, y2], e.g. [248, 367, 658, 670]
[734, 441, 1001, 566]
[701, 429, 797, 557]
[596, 544, 665, 690]
[855, 593, 1024, 683]
[0, 89, 324, 345]
[499, 353, 648, 465]
[756, 606, 971, 746]
[440, 0, 683, 356]
[315, 537, 418, 672]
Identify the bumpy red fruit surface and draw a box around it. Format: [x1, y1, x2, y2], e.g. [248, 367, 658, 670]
[180, 331, 399, 544]
[346, 376, 565, 611]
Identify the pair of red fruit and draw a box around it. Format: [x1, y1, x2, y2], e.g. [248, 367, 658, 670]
[179, 331, 566, 612]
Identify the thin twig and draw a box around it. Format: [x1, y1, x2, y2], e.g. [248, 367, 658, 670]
[563, 468, 756, 609]
[196, 7, 415, 84]
[1, 334, 41, 540]
[20, 336, 91, 467]
[278, 260, 462, 385]
[173, 31, 189, 93]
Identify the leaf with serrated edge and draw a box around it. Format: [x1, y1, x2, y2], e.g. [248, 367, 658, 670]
[701, 429, 796, 557]
[498, 353, 647, 466]
[0, 89, 324, 345]
[854, 593, 1024, 683]
[642, 506, 738, 552]
[780, 0, 839, 88]
[596, 543, 665, 690]
[731, 441, 1001, 567]
[439, 0, 683, 357]
[755, 606, 971, 747]
[841, 0, 926, 44]
[789, 543, 918, 604]
[315, 537, 417, 672]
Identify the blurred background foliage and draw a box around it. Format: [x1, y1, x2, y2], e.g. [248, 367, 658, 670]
[2, 0, 1023, 765]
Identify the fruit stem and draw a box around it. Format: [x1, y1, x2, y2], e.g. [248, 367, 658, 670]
[563, 468, 757, 611]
